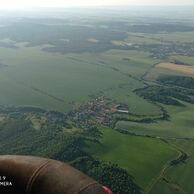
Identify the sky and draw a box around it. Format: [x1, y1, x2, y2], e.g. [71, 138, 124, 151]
[0, 0, 194, 10]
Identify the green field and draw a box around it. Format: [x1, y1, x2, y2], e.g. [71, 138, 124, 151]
[165, 139, 194, 194]
[0, 47, 129, 111]
[149, 180, 180, 194]
[84, 128, 178, 190]
[0, 46, 160, 115]
[116, 103, 194, 138]
[149, 139, 194, 194]
[140, 32, 194, 43]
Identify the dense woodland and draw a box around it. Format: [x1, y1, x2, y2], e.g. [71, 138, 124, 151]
[157, 75, 194, 89]
[135, 83, 194, 106]
[1, 19, 194, 58]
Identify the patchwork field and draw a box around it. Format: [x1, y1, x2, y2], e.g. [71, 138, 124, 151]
[150, 139, 194, 194]
[165, 139, 194, 194]
[0, 45, 160, 115]
[116, 103, 194, 138]
[84, 128, 178, 191]
[157, 62, 194, 76]
[1, 9, 194, 194]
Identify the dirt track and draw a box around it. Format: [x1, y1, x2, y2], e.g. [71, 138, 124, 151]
[157, 62, 194, 76]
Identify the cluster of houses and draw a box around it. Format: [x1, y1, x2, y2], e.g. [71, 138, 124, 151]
[145, 43, 194, 59]
[67, 96, 113, 128]
[67, 96, 129, 129]
[21, 96, 131, 131]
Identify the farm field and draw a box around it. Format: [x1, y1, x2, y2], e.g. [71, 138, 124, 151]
[144, 56, 194, 80]
[0, 47, 130, 111]
[116, 103, 194, 138]
[169, 55, 194, 65]
[134, 32, 194, 43]
[164, 139, 194, 194]
[0, 46, 160, 115]
[157, 62, 194, 76]
[84, 128, 178, 191]
[150, 139, 194, 194]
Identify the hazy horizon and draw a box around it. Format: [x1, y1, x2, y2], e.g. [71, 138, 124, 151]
[0, 0, 194, 10]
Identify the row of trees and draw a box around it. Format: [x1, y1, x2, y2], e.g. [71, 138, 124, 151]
[136, 85, 194, 106]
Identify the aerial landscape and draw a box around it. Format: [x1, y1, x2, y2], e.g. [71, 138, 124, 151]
[0, 1, 194, 193]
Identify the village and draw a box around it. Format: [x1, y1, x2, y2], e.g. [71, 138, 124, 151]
[67, 96, 129, 129]
[129, 42, 194, 59]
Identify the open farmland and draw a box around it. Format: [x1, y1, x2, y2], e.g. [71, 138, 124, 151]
[116, 103, 194, 138]
[1, 7, 194, 194]
[0, 47, 132, 111]
[157, 62, 194, 76]
[84, 128, 178, 191]
[0, 45, 160, 115]
[149, 138, 194, 194]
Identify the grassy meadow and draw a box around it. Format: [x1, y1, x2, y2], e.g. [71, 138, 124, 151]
[165, 139, 194, 194]
[116, 103, 194, 138]
[0, 45, 159, 114]
[149, 139, 194, 194]
[84, 128, 178, 190]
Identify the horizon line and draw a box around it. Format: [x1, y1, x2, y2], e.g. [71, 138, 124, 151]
[0, 4, 194, 10]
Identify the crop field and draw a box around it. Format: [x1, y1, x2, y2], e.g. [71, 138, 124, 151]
[149, 139, 194, 194]
[0, 45, 160, 115]
[0, 47, 131, 111]
[116, 103, 194, 138]
[104, 87, 161, 116]
[164, 139, 194, 194]
[135, 32, 194, 43]
[149, 180, 180, 194]
[144, 56, 194, 80]
[169, 55, 194, 65]
[84, 128, 178, 191]
[157, 62, 194, 76]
